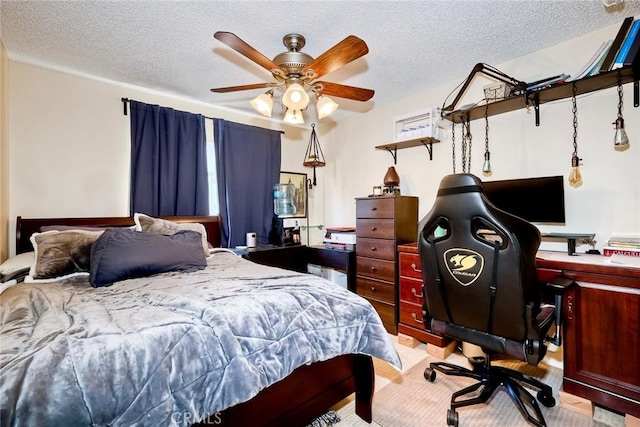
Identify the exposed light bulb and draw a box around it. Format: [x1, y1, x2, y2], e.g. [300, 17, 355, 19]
[613, 117, 630, 151]
[568, 155, 583, 188]
[482, 151, 492, 176]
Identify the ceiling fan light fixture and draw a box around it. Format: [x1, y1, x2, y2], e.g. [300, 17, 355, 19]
[283, 108, 304, 124]
[282, 83, 310, 110]
[250, 91, 274, 117]
[316, 95, 339, 119]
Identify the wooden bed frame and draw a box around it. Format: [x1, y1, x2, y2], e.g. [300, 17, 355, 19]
[15, 215, 375, 427]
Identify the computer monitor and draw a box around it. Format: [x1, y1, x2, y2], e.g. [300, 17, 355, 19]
[481, 176, 565, 224]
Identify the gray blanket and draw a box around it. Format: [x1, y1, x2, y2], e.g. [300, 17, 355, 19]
[0, 252, 401, 426]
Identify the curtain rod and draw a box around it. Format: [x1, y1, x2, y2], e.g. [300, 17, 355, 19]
[120, 98, 285, 134]
[121, 97, 215, 121]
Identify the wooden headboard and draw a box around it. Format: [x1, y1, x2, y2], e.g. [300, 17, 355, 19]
[16, 215, 222, 254]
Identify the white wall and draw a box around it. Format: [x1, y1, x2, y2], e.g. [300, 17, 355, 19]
[326, 24, 640, 253]
[5, 62, 330, 253]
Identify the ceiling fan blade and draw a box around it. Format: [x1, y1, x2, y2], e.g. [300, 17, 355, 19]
[315, 81, 374, 102]
[214, 31, 285, 76]
[301, 35, 369, 80]
[210, 83, 272, 93]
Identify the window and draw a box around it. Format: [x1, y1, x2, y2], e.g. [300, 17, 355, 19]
[206, 141, 219, 215]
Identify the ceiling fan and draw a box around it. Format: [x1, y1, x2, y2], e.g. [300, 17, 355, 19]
[210, 31, 374, 123]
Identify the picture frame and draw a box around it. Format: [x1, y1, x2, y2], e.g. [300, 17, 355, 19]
[280, 172, 308, 218]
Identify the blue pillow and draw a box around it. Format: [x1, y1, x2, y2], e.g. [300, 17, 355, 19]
[90, 228, 206, 287]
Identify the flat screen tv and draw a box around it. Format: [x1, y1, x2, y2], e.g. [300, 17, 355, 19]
[481, 176, 565, 224]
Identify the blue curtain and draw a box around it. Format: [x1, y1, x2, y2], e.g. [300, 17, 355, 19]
[214, 119, 281, 248]
[130, 101, 209, 216]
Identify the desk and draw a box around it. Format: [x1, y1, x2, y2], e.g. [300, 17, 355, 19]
[242, 245, 356, 292]
[536, 251, 640, 418]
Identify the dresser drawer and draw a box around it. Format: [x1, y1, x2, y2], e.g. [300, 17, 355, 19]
[365, 297, 396, 332]
[356, 198, 395, 219]
[356, 257, 395, 282]
[356, 276, 395, 303]
[356, 218, 395, 239]
[399, 301, 426, 328]
[356, 237, 396, 261]
[399, 276, 424, 304]
[399, 252, 423, 279]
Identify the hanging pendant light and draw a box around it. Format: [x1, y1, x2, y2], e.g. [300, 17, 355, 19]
[568, 84, 583, 188]
[303, 124, 326, 186]
[613, 76, 630, 151]
[482, 103, 492, 176]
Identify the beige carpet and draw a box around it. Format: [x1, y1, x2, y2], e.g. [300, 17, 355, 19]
[334, 344, 626, 427]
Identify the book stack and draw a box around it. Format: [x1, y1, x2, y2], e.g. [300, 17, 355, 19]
[603, 235, 640, 257]
[568, 16, 640, 81]
[324, 227, 356, 251]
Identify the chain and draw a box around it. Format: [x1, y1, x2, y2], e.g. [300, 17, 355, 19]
[466, 118, 472, 172]
[484, 103, 490, 154]
[617, 83, 624, 119]
[451, 122, 456, 173]
[572, 83, 578, 157]
[460, 116, 472, 173]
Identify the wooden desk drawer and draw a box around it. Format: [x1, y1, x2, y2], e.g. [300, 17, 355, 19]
[399, 252, 423, 279]
[399, 301, 426, 328]
[356, 198, 395, 219]
[399, 276, 424, 305]
[356, 257, 395, 282]
[356, 276, 395, 303]
[356, 238, 396, 261]
[356, 218, 395, 239]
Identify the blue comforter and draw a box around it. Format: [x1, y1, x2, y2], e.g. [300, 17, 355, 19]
[0, 252, 401, 426]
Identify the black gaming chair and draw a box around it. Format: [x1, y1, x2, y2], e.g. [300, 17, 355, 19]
[418, 174, 571, 427]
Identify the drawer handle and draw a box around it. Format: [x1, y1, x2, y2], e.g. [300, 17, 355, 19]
[370, 266, 377, 272]
[411, 263, 422, 273]
[371, 207, 377, 211]
[411, 313, 424, 324]
[370, 247, 377, 251]
[411, 287, 424, 298]
[370, 226, 377, 231]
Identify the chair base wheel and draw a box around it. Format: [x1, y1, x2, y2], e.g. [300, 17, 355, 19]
[424, 367, 436, 382]
[537, 390, 556, 408]
[447, 409, 459, 427]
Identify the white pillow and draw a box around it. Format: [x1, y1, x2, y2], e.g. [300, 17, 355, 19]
[0, 252, 35, 275]
[133, 213, 209, 256]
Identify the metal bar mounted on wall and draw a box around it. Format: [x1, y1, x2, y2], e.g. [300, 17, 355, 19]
[120, 98, 216, 121]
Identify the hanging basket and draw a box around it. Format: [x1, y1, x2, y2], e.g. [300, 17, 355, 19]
[303, 124, 326, 185]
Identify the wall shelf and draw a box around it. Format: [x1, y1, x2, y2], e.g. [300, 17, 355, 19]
[375, 137, 440, 163]
[442, 65, 638, 126]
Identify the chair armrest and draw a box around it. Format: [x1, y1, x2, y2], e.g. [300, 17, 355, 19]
[544, 275, 576, 346]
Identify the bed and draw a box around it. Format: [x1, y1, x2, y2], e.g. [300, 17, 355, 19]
[0, 215, 402, 427]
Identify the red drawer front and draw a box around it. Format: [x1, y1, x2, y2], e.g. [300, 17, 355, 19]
[400, 301, 426, 328]
[356, 276, 395, 304]
[399, 252, 423, 279]
[356, 237, 396, 261]
[399, 276, 425, 304]
[356, 218, 395, 239]
[356, 257, 395, 282]
[356, 198, 395, 219]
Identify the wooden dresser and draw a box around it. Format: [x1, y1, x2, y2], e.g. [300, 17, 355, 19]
[397, 243, 452, 347]
[355, 195, 418, 334]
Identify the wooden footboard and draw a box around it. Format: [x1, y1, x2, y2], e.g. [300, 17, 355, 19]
[199, 354, 374, 427]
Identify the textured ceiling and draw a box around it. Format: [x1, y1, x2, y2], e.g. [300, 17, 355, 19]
[2, 0, 640, 123]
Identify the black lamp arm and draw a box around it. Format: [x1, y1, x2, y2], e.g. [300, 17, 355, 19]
[443, 63, 528, 113]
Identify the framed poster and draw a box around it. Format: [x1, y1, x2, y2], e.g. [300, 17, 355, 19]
[280, 172, 308, 218]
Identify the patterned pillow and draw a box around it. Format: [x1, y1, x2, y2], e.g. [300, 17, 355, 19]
[0, 252, 35, 276]
[26, 230, 103, 283]
[134, 213, 209, 256]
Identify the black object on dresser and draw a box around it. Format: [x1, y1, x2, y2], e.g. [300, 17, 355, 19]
[355, 195, 418, 334]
